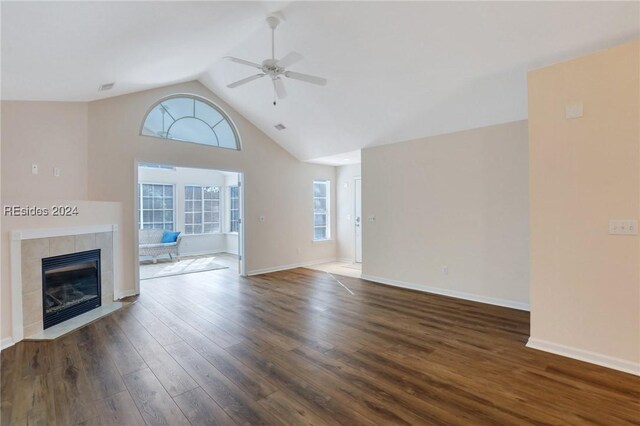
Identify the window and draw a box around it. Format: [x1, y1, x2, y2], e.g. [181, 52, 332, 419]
[138, 162, 175, 170]
[141, 95, 240, 150]
[313, 180, 330, 241]
[184, 185, 220, 234]
[229, 186, 240, 233]
[139, 184, 174, 230]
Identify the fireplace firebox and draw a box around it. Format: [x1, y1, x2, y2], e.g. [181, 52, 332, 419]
[42, 249, 101, 329]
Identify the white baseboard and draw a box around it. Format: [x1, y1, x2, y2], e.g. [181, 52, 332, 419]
[248, 258, 337, 276]
[527, 338, 640, 376]
[1, 337, 14, 351]
[360, 273, 530, 311]
[115, 289, 138, 300]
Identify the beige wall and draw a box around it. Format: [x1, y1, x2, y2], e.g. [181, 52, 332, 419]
[336, 163, 361, 262]
[528, 41, 640, 369]
[87, 81, 337, 291]
[1, 101, 89, 200]
[362, 120, 530, 308]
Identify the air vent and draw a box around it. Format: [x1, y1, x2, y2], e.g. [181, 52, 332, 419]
[98, 82, 115, 91]
[274, 123, 286, 131]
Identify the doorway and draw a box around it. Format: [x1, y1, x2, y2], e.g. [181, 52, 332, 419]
[355, 177, 362, 263]
[134, 162, 244, 288]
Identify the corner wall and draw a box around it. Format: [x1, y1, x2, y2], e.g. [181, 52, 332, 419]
[528, 40, 640, 374]
[361, 120, 530, 308]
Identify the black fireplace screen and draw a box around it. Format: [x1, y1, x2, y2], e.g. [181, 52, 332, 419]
[42, 249, 101, 329]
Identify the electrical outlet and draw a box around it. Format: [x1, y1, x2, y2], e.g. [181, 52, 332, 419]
[31, 164, 39, 175]
[53, 167, 61, 177]
[609, 220, 638, 235]
[442, 266, 449, 275]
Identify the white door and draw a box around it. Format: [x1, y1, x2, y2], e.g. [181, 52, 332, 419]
[355, 177, 362, 263]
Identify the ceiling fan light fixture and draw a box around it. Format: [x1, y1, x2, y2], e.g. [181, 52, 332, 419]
[224, 14, 327, 102]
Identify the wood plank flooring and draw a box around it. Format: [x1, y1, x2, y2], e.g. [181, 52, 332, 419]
[2, 267, 638, 425]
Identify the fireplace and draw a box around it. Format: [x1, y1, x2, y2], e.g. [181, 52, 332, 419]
[42, 249, 102, 329]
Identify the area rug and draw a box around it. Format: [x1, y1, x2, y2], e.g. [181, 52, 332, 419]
[140, 256, 228, 280]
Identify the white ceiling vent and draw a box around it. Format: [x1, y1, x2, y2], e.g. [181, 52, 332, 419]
[98, 82, 115, 91]
[274, 123, 286, 130]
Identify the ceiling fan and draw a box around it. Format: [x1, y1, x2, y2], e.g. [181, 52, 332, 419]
[225, 15, 327, 105]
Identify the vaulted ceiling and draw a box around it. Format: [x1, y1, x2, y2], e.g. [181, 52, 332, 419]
[2, 1, 638, 163]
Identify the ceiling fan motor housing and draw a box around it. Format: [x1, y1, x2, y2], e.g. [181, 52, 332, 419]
[266, 16, 280, 30]
[262, 59, 284, 78]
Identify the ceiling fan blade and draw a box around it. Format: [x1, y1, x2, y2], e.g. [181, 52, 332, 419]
[284, 71, 327, 86]
[227, 73, 266, 88]
[277, 51, 303, 68]
[224, 56, 263, 69]
[273, 78, 287, 99]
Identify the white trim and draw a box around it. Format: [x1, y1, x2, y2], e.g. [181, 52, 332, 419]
[527, 338, 640, 376]
[133, 161, 141, 296]
[112, 224, 120, 304]
[248, 257, 337, 276]
[1, 337, 15, 351]
[354, 176, 362, 264]
[360, 274, 530, 311]
[10, 235, 24, 343]
[115, 289, 138, 300]
[12, 224, 113, 241]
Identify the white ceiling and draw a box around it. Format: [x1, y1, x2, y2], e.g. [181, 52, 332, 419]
[304, 150, 361, 167]
[3, 2, 638, 163]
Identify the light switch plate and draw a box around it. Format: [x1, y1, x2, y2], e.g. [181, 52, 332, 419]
[565, 103, 584, 119]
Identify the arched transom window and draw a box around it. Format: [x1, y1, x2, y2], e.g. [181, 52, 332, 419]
[141, 95, 240, 150]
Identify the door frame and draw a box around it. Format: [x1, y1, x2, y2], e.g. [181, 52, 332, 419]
[133, 161, 247, 296]
[354, 176, 362, 264]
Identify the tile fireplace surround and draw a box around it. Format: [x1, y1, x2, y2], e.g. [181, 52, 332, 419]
[10, 224, 122, 341]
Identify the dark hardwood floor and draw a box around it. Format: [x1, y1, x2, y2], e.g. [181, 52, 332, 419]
[1, 267, 638, 425]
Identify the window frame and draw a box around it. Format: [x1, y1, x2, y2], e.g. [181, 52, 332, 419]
[313, 180, 331, 241]
[184, 184, 221, 235]
[228, 185, 240, 234]
[139, 94, 242, 151]
[138, 183, 176, 231]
